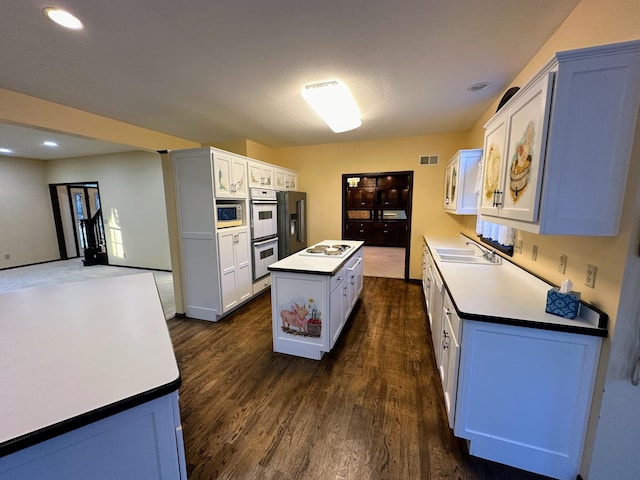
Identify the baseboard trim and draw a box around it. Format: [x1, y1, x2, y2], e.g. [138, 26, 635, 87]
[0, 258, 68, 272]
[1, 258, 171, 274]
[110, 264, 172, 273]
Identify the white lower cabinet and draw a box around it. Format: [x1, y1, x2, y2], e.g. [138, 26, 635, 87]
[429, 265, 445, 366]
[272, 247, 363, 359]
[440, 292, 461, 429]
[347, 253, 363, 311]
[421, 244, 431, 306]
[217, 228, 252, 313]
[0, 392, 186, 480]
[329, 266, 348, 349]
[454, 320, 601, 480]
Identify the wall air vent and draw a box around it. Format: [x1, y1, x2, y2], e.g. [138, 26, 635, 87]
[419, 155, 439, 166]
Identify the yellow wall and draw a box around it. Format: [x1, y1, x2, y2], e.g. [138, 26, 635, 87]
[246, 139, 275, 164]
[0, 88, 200, 152]
[272, 133, 468, 278]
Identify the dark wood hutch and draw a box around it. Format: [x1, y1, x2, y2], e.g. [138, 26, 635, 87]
[342, 172, 412, 247]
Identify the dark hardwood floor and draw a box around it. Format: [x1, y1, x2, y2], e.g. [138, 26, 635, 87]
[168, 277, 551, 480]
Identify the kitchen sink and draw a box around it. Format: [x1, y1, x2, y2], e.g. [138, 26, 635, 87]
[433, 247, 500, 265]
[436, 254, 495, 264]
[434, 248, 476, 256]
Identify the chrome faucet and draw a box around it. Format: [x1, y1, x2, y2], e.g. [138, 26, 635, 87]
[466, 241, 500, 263]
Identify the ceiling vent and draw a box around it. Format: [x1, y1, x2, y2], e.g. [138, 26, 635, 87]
[419, 155, 439, 166]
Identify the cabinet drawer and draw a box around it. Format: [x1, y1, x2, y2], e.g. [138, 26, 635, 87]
[346, 248, 363, 269]
[331, 265, 347, 292]
[443, 292, 461, 339]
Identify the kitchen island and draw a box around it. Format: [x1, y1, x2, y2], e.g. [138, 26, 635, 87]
[0, 274, 186, 480]
[423, 235, 606, 480]
[268, 240, 364, 360]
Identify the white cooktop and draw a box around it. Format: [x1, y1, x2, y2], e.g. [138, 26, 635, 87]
[269, 240, 364, 275]
[298, 242, 355, 258]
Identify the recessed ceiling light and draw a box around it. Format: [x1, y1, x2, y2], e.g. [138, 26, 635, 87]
[43, 141, 59, 147]
[0, 148, 13, 154]
[467, 82, 490, 92]
[43, 7, 83, 30]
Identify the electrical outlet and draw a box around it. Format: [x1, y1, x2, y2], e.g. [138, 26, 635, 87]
[585, 264, 597, 288]
[532, 245, 538, 261]
[559, 254, 567, 274]
[515, 240, 523, 254]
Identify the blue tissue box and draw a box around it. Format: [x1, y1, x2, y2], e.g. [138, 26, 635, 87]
[546, 288, 580, 319]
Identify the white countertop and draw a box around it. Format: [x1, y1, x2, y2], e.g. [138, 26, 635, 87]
[425, 235, 606, 335]
[269, 240, 364, 275]
[0, 273, 180, 452]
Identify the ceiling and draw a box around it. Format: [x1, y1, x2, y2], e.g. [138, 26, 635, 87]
[0, 0, 580, 159]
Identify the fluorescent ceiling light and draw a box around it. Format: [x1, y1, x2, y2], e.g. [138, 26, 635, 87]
[43, 8, 83, 30]
[301, 80, 361, 133]
[43, 141, 59, 147]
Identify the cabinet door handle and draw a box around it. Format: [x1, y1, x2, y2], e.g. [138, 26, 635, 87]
[348, 257, 363, 270]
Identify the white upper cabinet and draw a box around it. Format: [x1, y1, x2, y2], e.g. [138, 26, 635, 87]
[213, 151, 247, 198]
[479, 72, 553, 222]
[285, 172, 298, 190]
[248, 160, 274, 189]
[274, 167, 298, 191]
[444, 149, 482, 215]
[274, 169, 286, 190]
[479, 40, 640, 235]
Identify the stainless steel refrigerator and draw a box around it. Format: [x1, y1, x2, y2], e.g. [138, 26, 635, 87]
[277, 191, 307, 258]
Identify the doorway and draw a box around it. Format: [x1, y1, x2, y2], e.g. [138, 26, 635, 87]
[49, 182, 108, 265]
[342, 171, 413, 280]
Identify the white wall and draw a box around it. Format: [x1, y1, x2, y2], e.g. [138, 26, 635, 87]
[0, 156, 59, 268]
[46, 151, 171, 270]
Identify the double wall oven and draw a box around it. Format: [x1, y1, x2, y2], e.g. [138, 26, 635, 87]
[249, 188, 278, 281]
